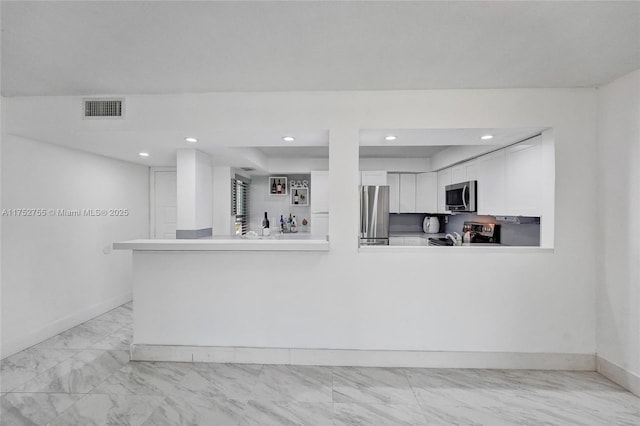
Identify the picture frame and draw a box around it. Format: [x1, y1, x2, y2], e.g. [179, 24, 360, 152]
[290, 186, 309, 206]
[268, 176, 288, 195]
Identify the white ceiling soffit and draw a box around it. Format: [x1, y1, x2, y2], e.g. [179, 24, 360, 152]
[359, 128, 547, 147]
[2, 1, 639, 96]
[7, 129, 329, 167]
[359, 145, 449, 159]
[256, 146, 329, 159]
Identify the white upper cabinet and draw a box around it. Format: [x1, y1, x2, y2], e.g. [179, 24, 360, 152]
[361, 170, 388, 186]
[451, 160, 476, 183]
[399, 174, 417, 213]
[451, 164, 465, 184]
[387, 173, 400, 213]
[437, 168, 452, 213]
[416, 172, 437, 213]
[310, 170, 329, 213]
[388, 173, 423, 213]
[476, 150, 506, 215]
[505, 137, 542, 216]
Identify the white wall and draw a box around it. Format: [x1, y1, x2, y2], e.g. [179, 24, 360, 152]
[0, 135, 149, 357]
[596, 70, 640, 383]
[212, 166, 233, 235]
[5, 88, 599, 357]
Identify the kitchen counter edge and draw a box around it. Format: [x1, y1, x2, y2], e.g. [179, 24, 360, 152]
[359, 245, 554, 254]
[113, 238, 329, 252]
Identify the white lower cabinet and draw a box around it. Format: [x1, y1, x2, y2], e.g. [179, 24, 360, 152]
[403, 236, 426, 246]
[389, 237, 404, 246]
[389, 236, 428, 246]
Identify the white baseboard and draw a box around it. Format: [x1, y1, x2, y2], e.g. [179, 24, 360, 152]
[131, 344, 595, 371]
[597, 356, 640, 397]
[1, 293, 132, 359]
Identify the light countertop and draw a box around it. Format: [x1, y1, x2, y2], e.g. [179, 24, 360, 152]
[114, 234, 329, 251]
[389, 232, 445, 238]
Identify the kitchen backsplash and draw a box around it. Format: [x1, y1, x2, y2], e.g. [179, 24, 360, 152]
[390, 213, 439, 232]
[390, 212, 541, 246]
[445, 213, 541, 246]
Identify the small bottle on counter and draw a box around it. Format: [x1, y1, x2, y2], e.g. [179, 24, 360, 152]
[291, 215, 297, 233]
[463, 231, 471, 244]
[280, 215, 285, 232]
[262, 212, 270, 236]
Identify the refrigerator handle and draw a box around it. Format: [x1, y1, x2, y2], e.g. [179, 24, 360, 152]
[360, 188, 366, 236]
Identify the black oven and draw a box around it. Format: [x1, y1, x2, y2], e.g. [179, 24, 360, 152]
[445, 180, 477, 212]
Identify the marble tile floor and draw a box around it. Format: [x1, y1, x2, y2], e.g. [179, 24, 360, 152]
[0, 303, 638, 425]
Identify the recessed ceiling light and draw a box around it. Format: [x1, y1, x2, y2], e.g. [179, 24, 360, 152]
[481, 135, 494, 140]
[385, 135, 397, 141]
[139, 152, 149, 157]
[185, 137, 198, 143]
[282, 136, 295, 142]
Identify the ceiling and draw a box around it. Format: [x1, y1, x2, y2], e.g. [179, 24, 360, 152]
[2, 1, 639, 96]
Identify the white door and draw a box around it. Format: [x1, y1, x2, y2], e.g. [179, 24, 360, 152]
[154, 171, 177, 239]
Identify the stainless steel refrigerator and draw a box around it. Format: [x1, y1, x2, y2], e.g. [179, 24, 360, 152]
[360, 185, 390, 246]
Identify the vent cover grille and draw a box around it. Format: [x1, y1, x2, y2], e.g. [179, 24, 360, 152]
[83, 98, 124, 118]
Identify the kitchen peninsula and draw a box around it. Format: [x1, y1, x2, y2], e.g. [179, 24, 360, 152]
[114, 236, 331, 364]
[114, 235, 329, 252]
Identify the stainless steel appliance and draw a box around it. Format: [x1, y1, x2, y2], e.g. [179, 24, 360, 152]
[445, 180, 477, 212]
[462, 221, 501, 243]
[427, 237, 455, 246]
[428, 222, 500, 246]
[360, 185, 390, 246]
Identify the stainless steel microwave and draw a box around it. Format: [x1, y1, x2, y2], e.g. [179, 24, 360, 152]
[445, 180, 477, 212]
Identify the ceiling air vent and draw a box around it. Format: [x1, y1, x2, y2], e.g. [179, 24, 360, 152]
[240, 167, 255, 172]
[83, 98, 124, 118]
